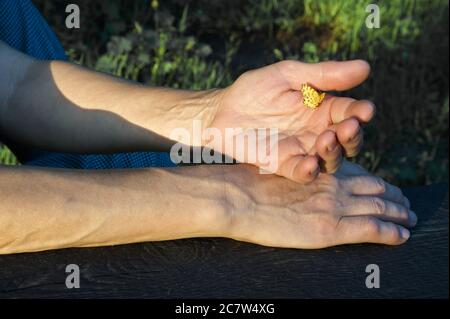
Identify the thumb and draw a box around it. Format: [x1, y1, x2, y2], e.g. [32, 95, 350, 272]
[277, 59, 371, 91]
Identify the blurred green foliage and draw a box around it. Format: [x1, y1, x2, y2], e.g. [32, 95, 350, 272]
[0, 145, 17, 166]
[1, 0, 448, 187]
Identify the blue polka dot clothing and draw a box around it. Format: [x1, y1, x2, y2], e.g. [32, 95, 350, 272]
[0, 0, 175, 169]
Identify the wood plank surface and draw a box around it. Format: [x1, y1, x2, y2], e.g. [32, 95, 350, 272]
[0, 184, 448, 299]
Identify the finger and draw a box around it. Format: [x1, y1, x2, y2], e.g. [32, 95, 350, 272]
[330, 98, 376, 124]
[278, 155, 320, 184]
[335, 216, 411, 246]
[382, 184, 412, 210]
[315, 130, 343, 174]
[343, 129, 363, 158]
[346, 196, 417, 227]
[341, 175, 408, 206]
[404, 196, 411, 209]
[277, 60, 371, 91]
[334, 118, 363, 157]
[334, 161, 370, 177]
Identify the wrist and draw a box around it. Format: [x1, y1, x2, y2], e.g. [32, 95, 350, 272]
[198, 88, 224, 133]
[164, 165, 233, 238]
[151, 88, 223, 147]
[212, 165, 257, 240]
[194, 88, 224, 147]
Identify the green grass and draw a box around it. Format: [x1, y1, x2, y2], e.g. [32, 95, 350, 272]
[0, 144, 18, 166]
[2, 0, 448, 187]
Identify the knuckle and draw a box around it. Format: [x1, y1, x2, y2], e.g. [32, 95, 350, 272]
[371, 197, 386, 215]
[392, 227, 403, 243]
[282, 136, 302, 156]
[276, 60, 295, 73]
[310, 194, 337, 212]
[372, 177, 386, 194]
[385, 225, 402, 244]
[348, 175, 365, 187]
[236, 69, 256, 83]
[322, 174, 340, 189]
[365, 217, 381, 236]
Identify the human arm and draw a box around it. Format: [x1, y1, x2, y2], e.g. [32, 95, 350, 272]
[0, 162, 416, 254]
[0, 40, 374, 182]
[0, 164, 228, 254]
[0, 40, 218, 153]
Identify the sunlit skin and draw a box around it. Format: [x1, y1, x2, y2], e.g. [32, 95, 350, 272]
[211, 60, 374, 183]
[0, 41, 416, 254]
[0, 162, 416, 254]
[1, 41, 372, 183]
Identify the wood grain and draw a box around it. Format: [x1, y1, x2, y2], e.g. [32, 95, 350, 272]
[0, 184, 448, 298]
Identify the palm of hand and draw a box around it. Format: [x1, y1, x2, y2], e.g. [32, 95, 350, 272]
[211, 60, 373, 182]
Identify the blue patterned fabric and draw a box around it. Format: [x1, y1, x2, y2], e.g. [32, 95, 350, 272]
[0, 0, 175, 169]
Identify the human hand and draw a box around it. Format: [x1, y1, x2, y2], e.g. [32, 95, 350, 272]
[221, 162, 416, 249]
[209, 60, 375, 183]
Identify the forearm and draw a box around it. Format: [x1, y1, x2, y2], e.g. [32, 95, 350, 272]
[0, 41, 220, 153]
[0, 165, 229, 254]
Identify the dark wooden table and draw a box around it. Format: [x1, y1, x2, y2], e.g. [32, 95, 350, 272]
[0, 184, 448, 299]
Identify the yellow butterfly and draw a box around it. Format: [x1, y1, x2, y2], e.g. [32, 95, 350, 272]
[301, 83, 326, 109]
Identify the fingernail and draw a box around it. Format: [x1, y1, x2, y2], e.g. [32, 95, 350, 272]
[348, 127, 362, 143]
[400, 227, 410, 240]
[409, 210, 418, 227]
[327, 140, 338, 152]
